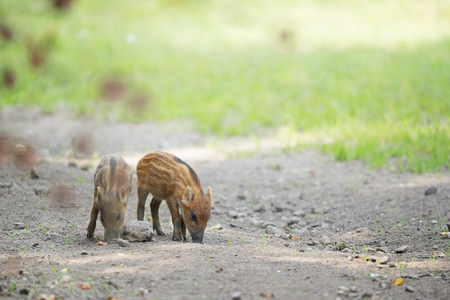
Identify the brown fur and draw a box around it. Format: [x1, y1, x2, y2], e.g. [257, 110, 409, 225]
[87, 155, 133, 243]
[136, 151, 212, 243]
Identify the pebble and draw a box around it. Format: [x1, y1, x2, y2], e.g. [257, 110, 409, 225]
[121, 220, 153, 242]
[81, 250, 88, 255]
[378, 256, 389, 264]
[293, 209, 306, 217]
[117, 238, 130, 247]
[261, 222, 277, 229]
[389, 262, 396, 268]
[395, 245, 408, 253]
[376, 247, 389, 253]
[60, 275, 71, 283]
[366, 247, 376, 254]
[253, 203, 266, 213]
[424, 185, 437, 196]
[228, 211, 238, 218]
[286, 217, 302, 226]
[231, 291, 242, 299]
[237, 194, 246, 200]
[405, 285, 414, 292]
[0, 182, 12, 188]
[13, 222, 25, 229]
[212, 223, 223, 230]
[432, 245, 439, 250]
[265, 226, 286, 238]
[319, 235, 331, 245]
[274, 204, 289, 212]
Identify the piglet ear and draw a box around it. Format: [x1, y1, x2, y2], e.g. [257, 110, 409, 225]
[181, 186, 193, 206]
[119, 186, 128, 204]
[205, 187, 212, 205]
[95, 186, 104, 203]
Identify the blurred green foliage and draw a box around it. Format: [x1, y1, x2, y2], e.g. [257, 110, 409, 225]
[1, 0, 449, 172]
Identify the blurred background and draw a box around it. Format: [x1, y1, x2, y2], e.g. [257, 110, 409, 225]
[1, 0, 449, 172]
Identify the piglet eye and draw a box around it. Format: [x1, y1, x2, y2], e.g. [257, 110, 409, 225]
[190, 212, 197, 222]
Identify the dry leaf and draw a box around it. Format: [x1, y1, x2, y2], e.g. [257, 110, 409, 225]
[97, 236, 104, 241]
[260, 293, 275, 298]
[119, 264, 125, 268]
[439, 232, 449, 237]
[107, 297, 120, 300]
[391, 278, 404, 286]
[97, 240, 108, 246]
[117, 253, 125, 256]
[79, 284, 91, 290]
[60, 268, 70, 273]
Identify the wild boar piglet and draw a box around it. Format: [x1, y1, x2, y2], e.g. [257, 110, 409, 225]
[137, 151, 212, 244]
[87, 155, 133, 243]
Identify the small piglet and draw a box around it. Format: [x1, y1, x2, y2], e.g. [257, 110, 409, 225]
[136, 151, 212, 243]
[87, 155, 133, 243]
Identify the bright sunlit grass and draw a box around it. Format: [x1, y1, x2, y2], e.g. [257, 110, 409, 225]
[1, 0, 449, 172]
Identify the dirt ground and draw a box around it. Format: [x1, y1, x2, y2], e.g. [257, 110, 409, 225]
[0, 107, 449, 300]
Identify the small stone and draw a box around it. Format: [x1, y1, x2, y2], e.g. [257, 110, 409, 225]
[68, 161, 77, 168]
[389, 262, 396, 268]
[261, 222, 277, 229]
[231, 291, 242, 299]
[405, 285, 414, 293]
[433, 245, 439, 250]
[293, 209, 306, 217]
[80, 165, 90, 171]
[117, 238, 130, 247]
[349, 286, 357, 293]
[347, 256, 354, 261]
[81, 250, 88, 255]
[34, 186, 48, 196]
[424, 185, 437, 196]
[349, 292, 358, 298]
[237, 194, 246, 200]
[319, 235, 331, 245]
[395, 245, 408, 253]
[228, 211, 238, 218]
[366, 247, 376, 254]
[307, 241, 315, 246]
[13, 222, 25, 229]
[376, 247, 389, 253]
[266, 226, 286, 238]
[379, 282, 388, 289]
[60, 275, 71, 283]
[287, 217, 302, 226]
[237, 212, 247, 218]
[212, 223, 223, 230]
[0, 182, 12, 188]
[338, 286, 349, 292]
[121, 220, 153, 242]
[361, 292, 372, 298]
[274, 204, 288, 212]
[48, 260, 58, 265]
[355, 227, 368, 233]
[253, 203, 266, 213]
[378, 256, 389, 264]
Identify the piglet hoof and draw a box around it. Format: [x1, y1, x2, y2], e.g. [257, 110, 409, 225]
[87, 233, 93, 238]
[156, 230, 166, 236]
[173, 237, 183, 242]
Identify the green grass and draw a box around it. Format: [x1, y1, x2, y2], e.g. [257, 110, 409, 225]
[1, 0, 449, 172]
